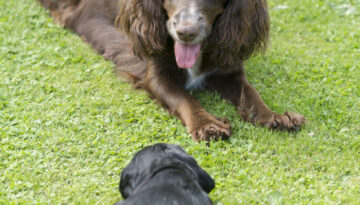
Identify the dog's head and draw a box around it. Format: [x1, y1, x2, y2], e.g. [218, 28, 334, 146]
[163, 0, 226, 68]
[117, 0, 269, 67]
[119, 143, 215, 199]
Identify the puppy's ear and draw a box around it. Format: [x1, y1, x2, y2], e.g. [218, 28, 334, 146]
[119, 165, 137, 199]
[120, 144, 167, 198]
[194, 166, 215, 193]
[166, 144, 215, 193]
[119, 144, 165, 198]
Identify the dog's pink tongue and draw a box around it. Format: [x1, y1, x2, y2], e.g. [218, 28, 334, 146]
[174, 42, 201, 69]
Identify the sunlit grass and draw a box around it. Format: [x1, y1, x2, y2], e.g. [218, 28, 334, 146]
[0, 0, 359, 204]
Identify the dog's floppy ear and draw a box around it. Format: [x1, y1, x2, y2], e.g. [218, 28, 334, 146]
[166, 144, 215, 193]
[119, 144, 168, 198]
[116, 0, 168, 58]
[196, 166, 215, 193]
[209, 0, 269, 66]
[119, 162, 141, 199]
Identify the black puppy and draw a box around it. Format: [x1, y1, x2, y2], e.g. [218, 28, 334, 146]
[116, 143, 215, 205]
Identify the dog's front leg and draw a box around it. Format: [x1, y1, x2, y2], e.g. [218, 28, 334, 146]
[206, 71, 305, 131]
[144, 59, 231, 142]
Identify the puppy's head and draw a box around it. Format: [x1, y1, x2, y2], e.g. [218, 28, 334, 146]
[119, 143, 215, 199]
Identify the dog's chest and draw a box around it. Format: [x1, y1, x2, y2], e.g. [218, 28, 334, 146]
[185, 55, 215, 90]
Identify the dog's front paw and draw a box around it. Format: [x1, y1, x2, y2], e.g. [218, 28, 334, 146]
[260, 112, 305, 131]
[190, 117, 231, 142]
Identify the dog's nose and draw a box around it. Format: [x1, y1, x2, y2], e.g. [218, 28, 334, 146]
[176, 25, 199, 42]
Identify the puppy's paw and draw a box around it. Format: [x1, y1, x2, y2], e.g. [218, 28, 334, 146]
[260, 112, 305, 131]
[190, 117, 231, 142]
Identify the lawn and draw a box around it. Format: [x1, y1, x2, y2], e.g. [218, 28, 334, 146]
[1, 0, 359, 204]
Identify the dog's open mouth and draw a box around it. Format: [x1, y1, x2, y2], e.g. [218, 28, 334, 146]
[174, 42, 201, 69]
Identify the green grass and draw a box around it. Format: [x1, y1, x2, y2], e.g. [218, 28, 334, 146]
[1, 0, 359, 204]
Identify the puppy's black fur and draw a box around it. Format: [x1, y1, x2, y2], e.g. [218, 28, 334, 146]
[116, 143, 215, 205]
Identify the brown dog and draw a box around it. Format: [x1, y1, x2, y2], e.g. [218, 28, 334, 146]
[38, 0, 305, 142]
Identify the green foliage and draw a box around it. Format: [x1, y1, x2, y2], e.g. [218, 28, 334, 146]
[1, 0, 359, 204]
